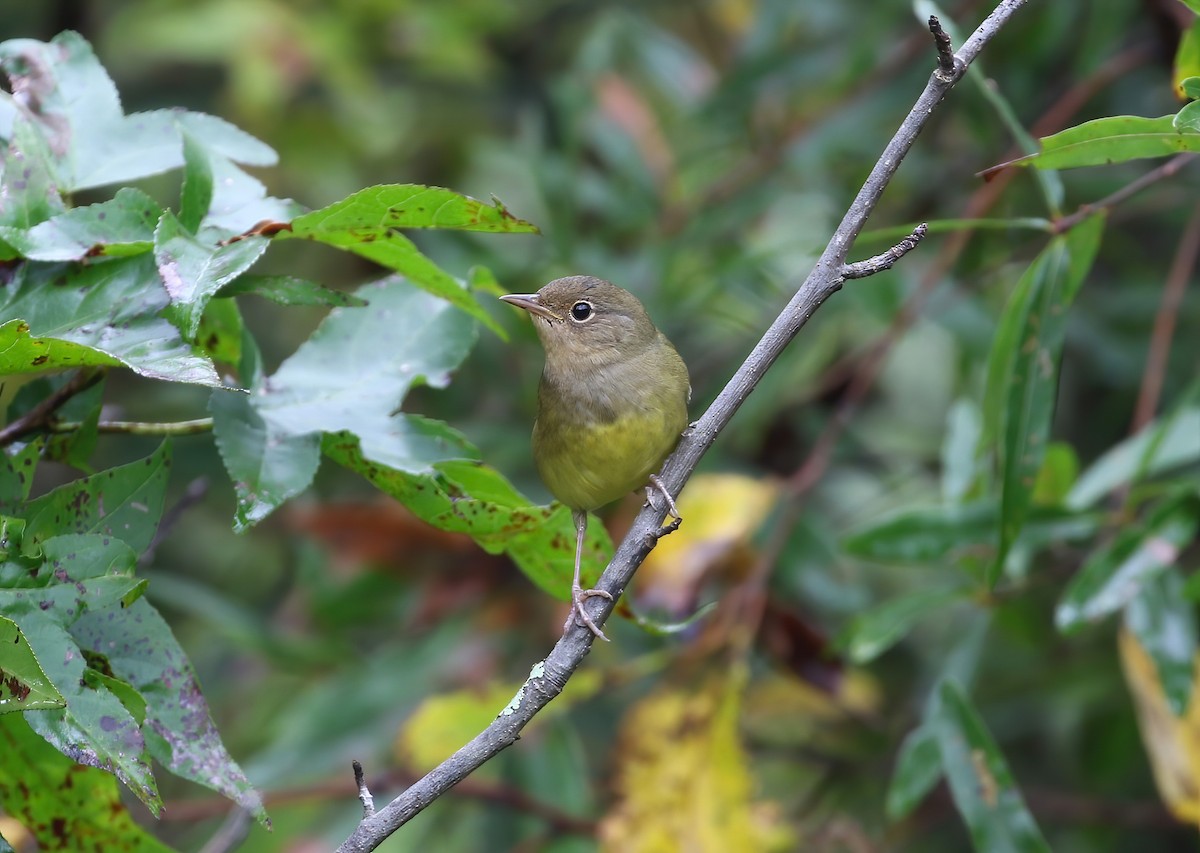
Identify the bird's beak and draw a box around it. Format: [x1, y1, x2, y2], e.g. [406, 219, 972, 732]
[499, 293, 559, 322]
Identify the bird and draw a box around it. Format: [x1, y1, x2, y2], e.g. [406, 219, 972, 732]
[500, 276, 690, 640]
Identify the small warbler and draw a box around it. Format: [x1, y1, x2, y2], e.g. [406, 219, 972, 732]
[501, 276, 690, 640]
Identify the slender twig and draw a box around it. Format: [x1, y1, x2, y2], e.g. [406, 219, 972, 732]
[1131, 201, 1200, 432]
[336, 4, 1029, 851]
[0, 369, 104, 446]
[353, 761, 376, 820]
[197, 808, 253, 853]
[50, 417, 214, 435]
[1051, 153, 1198, 234]
[841, 224, 928, 279]
[140, 477, 209, 567]
[929, 16, 957, 76]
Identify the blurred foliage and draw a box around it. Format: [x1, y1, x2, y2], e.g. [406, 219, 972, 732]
[2, 0, 1200, 851]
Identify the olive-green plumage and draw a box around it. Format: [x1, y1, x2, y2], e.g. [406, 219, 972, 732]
[501, 276, 690, 640]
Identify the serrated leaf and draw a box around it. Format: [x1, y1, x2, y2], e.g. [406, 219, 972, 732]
[219, 274, 367, 307]
[72, 598, 268, 824]
[23, 444, 170, 554]
[988, 216, 1104, 585]
[325, 436, 613, 599]
[154, 209, 267, 338]
[0, 33, 276, 191]
[1016, 115, 1200, 170]
[0, 713, 173, 852]
[1068, 407, 1200, 509]
[1125, 569, 1197, 717]
[203, 154, 303, 234]
[81, 668, 147, 728]
[886, 724, 942, 820]
[933, 681, 1050, 853]
[0, 257, 221, 386]
[1056, 491, 1200, 632]
[0, 319, 123, 376]
[213, 277, 479, 529]
[276, 184, 539, 335]
[0, 614, 65, 713]
[0, 188, 160, 261]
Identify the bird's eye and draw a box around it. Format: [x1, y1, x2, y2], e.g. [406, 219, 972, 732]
[570, 301, 593, 322]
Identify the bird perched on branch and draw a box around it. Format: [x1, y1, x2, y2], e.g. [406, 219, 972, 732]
[501, 276, 690, 640]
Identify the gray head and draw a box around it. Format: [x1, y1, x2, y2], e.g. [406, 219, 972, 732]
[499, 276, 658, 369]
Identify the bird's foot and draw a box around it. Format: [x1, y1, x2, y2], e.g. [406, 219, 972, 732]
[645, 474, 682, 520]
[568, 584, 614, 642]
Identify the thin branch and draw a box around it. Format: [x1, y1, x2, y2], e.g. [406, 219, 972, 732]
[353, 761, 376, 820]
[1051, 153, 1198, 234]
[1131, 201, 1200, 432]
[336, 3, 1030, 851]
[841, 223, 928, 279]
[50, 417, 214, 435]
[0, 369, 104, 446]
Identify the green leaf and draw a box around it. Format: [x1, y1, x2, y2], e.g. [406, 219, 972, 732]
[195, 298, 244, 366]
[1020, 115, 1200, 170]
[0, 441, 41, 512]
[0, 117, 65, 232]
[842, 503, 1100, 565]
[0, 188, 160, 261]
[0, 33, 276, 191]
[1056, 491, 1200, 633]
[1029, 442, 1078, 506]
[24, 444, 170, 554]
[0, 614, 65, 713]
[44, 375, 104, 472]
[0, 713, 173, 852]
[154, 209, 268, 338]
[179, 130, 214, 233]
[1068, 407, 1200, 509]
[325, 436, 613, 599]
[81, 668, 147, 728]
[0, 319, 123, 376]
[988, 216, 1104, 585]
[0, 257, 222, 386]
[933, 681, 1051, 853]
[219, 274, 368, 307]
[843, 586, 967, 663]
[276, 184, 539, 335]
[204, 154, 303, 234]
[212, 277, 479, 529]
[72, 598, 268, 824]
[886, 724, 942, 820]
[1176, 101, 1200, 134]
[1124, 568, 1197, 717]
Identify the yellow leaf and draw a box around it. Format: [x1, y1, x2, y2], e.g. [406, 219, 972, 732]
[600, 668, 794, 852]
[1118, 626, 1200, 823]
[395, 669, 603, 773]
[638, 473, 778, 614]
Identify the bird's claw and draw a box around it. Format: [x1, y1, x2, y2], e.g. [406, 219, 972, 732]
[645, 474, 682, 522]
[569, 584, 613, 641]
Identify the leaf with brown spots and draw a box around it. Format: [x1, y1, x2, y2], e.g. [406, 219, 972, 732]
[0, 614, 65, 713]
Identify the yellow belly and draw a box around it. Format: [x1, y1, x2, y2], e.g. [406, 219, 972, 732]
[534, 405, 685, 511]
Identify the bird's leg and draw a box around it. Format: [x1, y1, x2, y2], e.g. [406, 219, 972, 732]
[567, 509, 613, 641]
[645, 474, 683, 539]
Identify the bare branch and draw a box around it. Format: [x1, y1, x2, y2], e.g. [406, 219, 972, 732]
[841, 223, 928, 279]
[336, 2, 1031, 850]
[0, 368, 104, 447]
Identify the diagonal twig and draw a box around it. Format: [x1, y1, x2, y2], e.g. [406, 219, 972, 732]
[336, 4, 1030, 850]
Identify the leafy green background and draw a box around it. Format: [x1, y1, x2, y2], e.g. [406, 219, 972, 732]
[1, 2, 1199, 852]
